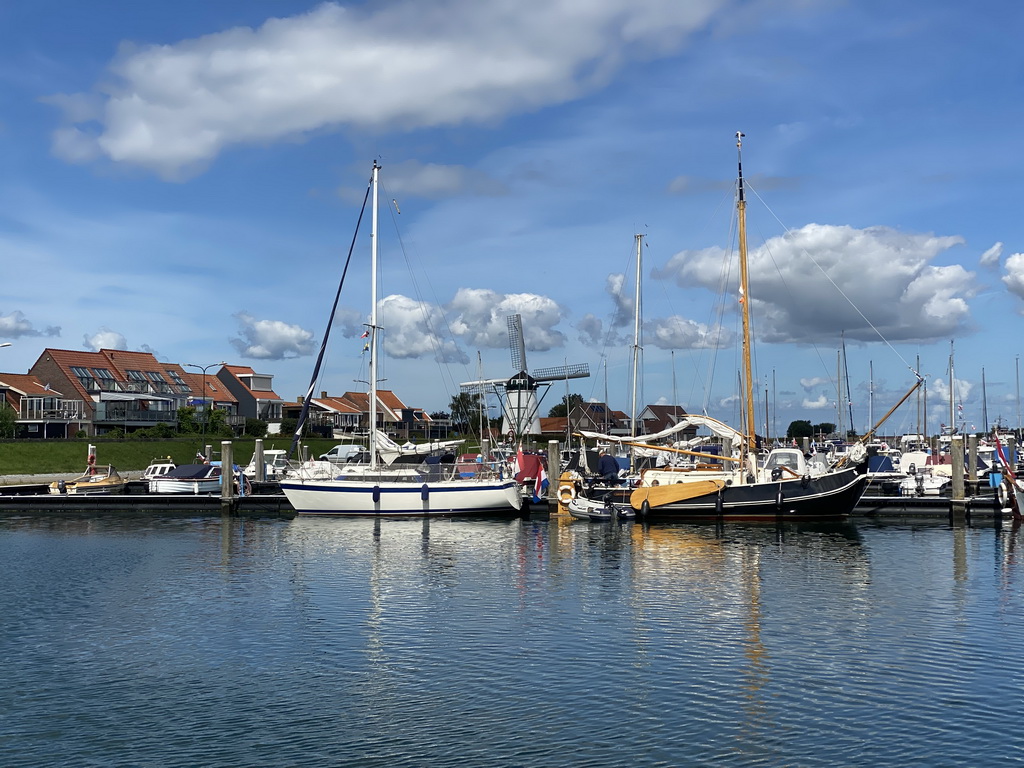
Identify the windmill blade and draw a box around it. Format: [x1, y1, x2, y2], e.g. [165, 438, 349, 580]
[508, 314, 527, 373]
[532, 363, 590, 382]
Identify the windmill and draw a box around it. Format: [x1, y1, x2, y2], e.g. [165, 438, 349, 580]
[460, 314, 589, 444]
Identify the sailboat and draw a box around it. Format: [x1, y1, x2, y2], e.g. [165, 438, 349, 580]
[279, 162, 522, 516]
[627, 133, 873, 522]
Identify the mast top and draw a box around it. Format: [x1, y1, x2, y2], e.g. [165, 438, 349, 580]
[735, 131, 746, 202]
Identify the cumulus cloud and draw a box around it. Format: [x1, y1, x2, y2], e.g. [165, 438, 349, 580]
[0, 310, 60, 339]
[654, 223, 973, 344]
[799, 376, 829, 390]
[645, 316, 733, 349]
[230, 312, 315, 359]
[448, 288, 566, 353]
[378, 294, 468, 364]
[1001, 252, 1024, 303]
[801, 394, 830, 409]
[84, 327, 128, 351]
[980, 241, 1003, 268]
[46, 1, 724, 178]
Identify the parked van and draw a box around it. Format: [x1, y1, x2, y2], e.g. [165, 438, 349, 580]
[319, 444, 366, 463]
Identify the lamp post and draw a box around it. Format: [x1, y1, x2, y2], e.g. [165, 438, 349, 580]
[185, 362, 225, 438]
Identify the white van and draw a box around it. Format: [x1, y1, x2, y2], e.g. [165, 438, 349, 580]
[319, 444, 366, 463]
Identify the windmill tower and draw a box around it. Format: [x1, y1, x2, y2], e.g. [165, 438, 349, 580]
[460, 314, 589, 444]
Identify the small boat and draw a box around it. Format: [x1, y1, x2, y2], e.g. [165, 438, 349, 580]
[49, 465, 126, 495]
[567, 493, 635, 522]
[149, 463, 223, 494]
[141, 456, 177, 482]
[243, 449, 290, 481]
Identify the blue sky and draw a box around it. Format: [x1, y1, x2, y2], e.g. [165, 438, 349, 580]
[1, 0, 1022, 437]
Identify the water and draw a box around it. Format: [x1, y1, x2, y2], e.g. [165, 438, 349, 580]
[2, 513, 1023, 767]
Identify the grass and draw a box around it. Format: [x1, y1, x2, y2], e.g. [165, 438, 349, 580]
[0, 436, 350, 475]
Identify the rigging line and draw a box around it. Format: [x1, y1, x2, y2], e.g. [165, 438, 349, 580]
[377, 178, 471, 398]
[288, 178, 372, 461]
[744, 180, 922, 380]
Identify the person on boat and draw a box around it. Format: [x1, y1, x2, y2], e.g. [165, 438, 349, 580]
[597, 450, 622, 485]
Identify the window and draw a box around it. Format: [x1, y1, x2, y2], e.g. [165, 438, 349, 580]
[168, 370, 191, 392]
[70, 366, 97, 390]
[126, 370, 147, 382]
[92, 368, 118, 391]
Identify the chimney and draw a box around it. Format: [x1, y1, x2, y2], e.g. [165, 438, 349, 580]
[321, 391, 328, 399]
[297, 396, 304, 404]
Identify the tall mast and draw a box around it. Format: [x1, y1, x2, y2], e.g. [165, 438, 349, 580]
[630, 232, 643, 442]
[369, 161, 380, 471]
[948, 339, 955, 436]
[736, 132, 757, 453]
[982, 367, 989, 433]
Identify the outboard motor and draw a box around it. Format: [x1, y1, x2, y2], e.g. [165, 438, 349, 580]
[57, 480, 66, 494]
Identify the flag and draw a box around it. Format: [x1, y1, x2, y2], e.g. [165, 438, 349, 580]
[513, 448, 523, 478]
[533, 462, 549, 504]
[362, 342, 370, 353]
[360, 330, 369, 339]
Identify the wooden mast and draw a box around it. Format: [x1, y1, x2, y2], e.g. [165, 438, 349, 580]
[736, 132, 757, 455]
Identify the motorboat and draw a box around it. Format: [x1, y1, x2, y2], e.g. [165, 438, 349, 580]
[149, 463, 223, 494]
[49, 465, 126, 495]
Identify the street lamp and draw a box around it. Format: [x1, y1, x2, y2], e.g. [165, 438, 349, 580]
[185, 362, 226, 437]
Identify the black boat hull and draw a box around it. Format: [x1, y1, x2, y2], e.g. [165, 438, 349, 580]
[636, 466, 868, 522]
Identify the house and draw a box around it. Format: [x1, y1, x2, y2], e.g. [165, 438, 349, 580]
[27, 349, 189, 436]
[569, 401, 631, 435]
[636, 404, 696, 440]
[0, 372, 86, 439]
[216, 365, 284, 426]
[285, 388, 438, 440]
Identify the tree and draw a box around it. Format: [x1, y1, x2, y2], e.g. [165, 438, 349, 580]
[429, 410, 450, 420]
[448, 392, 486, 432]
[813, 422, 836, 438]
[787, 420, 813, 440]
[0, 404, 16, 438]
[177, 405, 199, 434]
[244, 418, 268, 438]
[548, 393, 585, 418]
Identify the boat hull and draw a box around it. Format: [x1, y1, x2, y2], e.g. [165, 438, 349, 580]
[635, 466, 867, 522]
[280, 477, 523, 516]
[149, 478, 223, 494]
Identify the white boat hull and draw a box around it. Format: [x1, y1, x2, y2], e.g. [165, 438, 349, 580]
[280, 477, 523, 515]
[149, 478, 222, 494]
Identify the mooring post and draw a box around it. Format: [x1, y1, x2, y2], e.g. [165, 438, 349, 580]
[548, 440, 560, 506]
[221, 440, 234, 513]
[951, 436, 965, 518]
[968, 434, 978, 491]
[253, 438, 265, 483]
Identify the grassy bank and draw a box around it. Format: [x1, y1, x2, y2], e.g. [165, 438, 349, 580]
[0, 437, 347, 475]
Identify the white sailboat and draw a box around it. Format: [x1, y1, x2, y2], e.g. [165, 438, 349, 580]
[280, 162, 522, 516]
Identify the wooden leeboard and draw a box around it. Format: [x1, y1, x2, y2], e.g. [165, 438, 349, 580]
[631, 479, 726, 508]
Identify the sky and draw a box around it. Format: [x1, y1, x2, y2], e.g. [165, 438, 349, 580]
[1, 0, 1022, 438]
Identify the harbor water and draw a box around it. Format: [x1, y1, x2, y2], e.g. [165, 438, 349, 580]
[2, 513, 1023, 767]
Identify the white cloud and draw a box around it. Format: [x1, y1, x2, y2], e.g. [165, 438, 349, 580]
[84, 327, 127, 351]
[979, 241, 1003, 268]
[1001, 252, 1024, 302]
[799, 376, 829, 390]
[379, 294, 468, 364]
[47, 0, 725, 178]
[654, 223, 973, 343]
[448, 288, 566, 353]
[377, 160, 506, 200]
[230, 312, 315, 359]
[645, 316, 733, 349]
[801, 394, 829, 409]
[0, 310, 60, 339]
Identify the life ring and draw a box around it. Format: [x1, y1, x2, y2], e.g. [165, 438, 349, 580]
[506, 429, 516, 443]
[87, 453, 97, 475]
[558, 482, 577, 504]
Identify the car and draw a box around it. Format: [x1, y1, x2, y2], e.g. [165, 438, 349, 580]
[319, 444, 366, 463]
